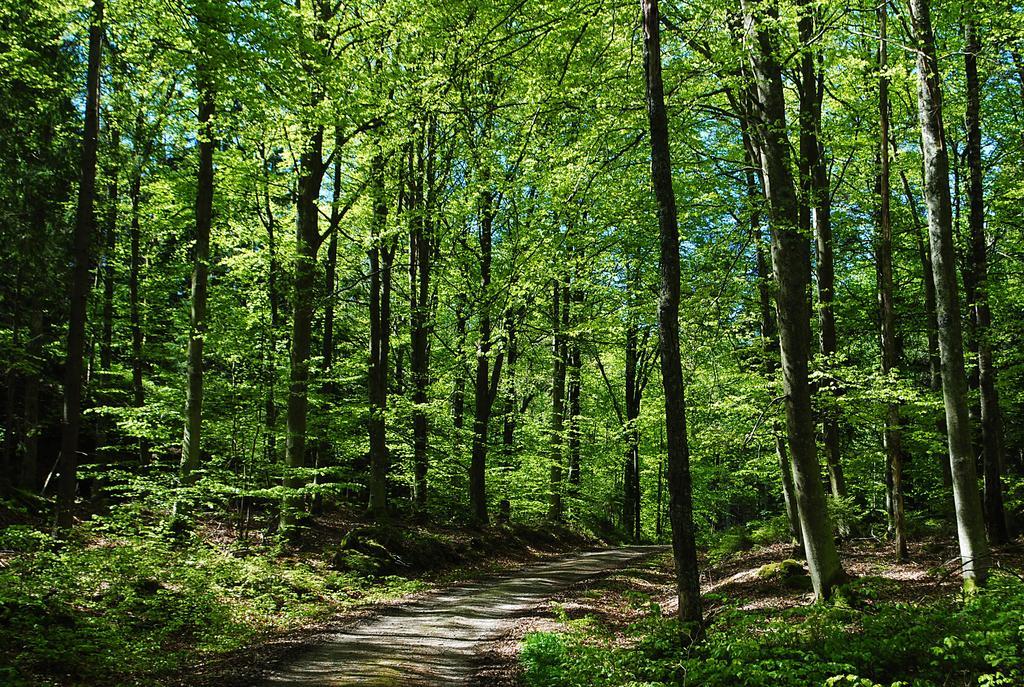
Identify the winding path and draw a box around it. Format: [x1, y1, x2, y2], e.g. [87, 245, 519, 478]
[260, 546, 661, 686]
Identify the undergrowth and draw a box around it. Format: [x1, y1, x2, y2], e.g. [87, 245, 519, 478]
[522, 573, 1024, 687]
[0, 515, 424, 686]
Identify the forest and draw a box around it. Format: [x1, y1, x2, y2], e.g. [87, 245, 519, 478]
[1, 0, 1024, 684]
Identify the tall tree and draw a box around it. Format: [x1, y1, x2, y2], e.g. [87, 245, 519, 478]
[910, 0, 991, 586]
[179, 53, 216, 493]
[367, 150, 396, 517]
[877, 4, 906, 560]
[641, 0, 701, 625]
[55, 0, 104, 530]
[742, 0, 845, 599]
[964, 14, 1008, 544]
[798, 0, 845, 498]
[547, 279, 568, 522]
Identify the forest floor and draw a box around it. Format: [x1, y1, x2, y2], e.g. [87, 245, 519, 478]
[478, 537, 1024, 686]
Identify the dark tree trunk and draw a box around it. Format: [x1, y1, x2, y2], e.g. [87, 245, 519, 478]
[259, 146, 282, 469]
[623, 320, 643, 543]
[743, 0, 844, 599]
[179, 72, 215, 491]
[409, 121, 434, 512]
[56, 0, 103, 529]
[797, 0, 844, 498]
[282, 123, 324, 532]
[910, 0, 991, 586]
[877, 6, 907, 560]
[452, 296, 468, 432]
[128, 157, 146, 463]
[964, 19, 1008, 544]
[547, 280, 567, 522]
[469, 183, 502, 525]
[367, 151, 394, 518]
[642, 0, 702, 626]
[100, 133, 118, 372]
[566, 282, 583, 504]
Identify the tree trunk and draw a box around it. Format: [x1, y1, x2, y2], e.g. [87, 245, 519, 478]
[282, 123, 323, 533]
[743, 0, 844, 599]
[409, 122, 433, 512]
[623, 321, 642, 543]
[56, 0, 103, 530]
[367, 151, 394, 518]
[100, 134, 118, 372]
[548, 280, 567, 522]
[453, 296, 468, 433]
[642, 0, 702, 626]
[469, 182, 502, 525]
[910, 0, 991, 586]
[179, 72, 215, 492]
[566, 283, 583, 505]
[964, 18, 1008, 544]
[797, 0, 845, 498]
[877, 6, 907, 560]
[128, 158, 146, 463]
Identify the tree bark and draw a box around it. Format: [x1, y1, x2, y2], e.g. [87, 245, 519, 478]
[797, 0, 844, 498]
[128, 154, 146, 463]
[910, 0, 991, 586]
[548, 280, 567, 522]
[642, 0, 702, 626]
[964, 18, 1008, 544]
[179, 70, 215, 491]
[877, 6, 907, 560]
[742, 0, 844, 599]
[56, 0, 103, 530]
[100, 132, 118, 372]
[282, 123, 324, 532]
[367, 151, 395, 518]
[409, 121, 434, 512]
[469, 181, 502, 525]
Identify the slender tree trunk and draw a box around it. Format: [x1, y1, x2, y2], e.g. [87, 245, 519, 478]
[409, 122, 433, 512]
[642, 0, 702, 626]
[566, 282, 583, 504]
[797, 0, 844, 498]
[282, 123, 324, 532]
[367, 151, 394, 518]
[548, 280, 567, 522]
[56, 0, 103, 529]
[452, 296, 468, 432]
[910, 0, 991, 586]
[877, 6, 907, 560]
[743, 0, 844, 599]
[469, 183, 501, 525]
[100, 135, 118, 372]
[964, 18, 1008, 544]
[179, 71, 216, 492]
[128, 160, 146, 463]
[260, 149, 282, 469]
[623, 322, 642, 542]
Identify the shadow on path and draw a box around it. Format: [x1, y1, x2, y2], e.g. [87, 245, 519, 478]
[260, 546, 663, 686]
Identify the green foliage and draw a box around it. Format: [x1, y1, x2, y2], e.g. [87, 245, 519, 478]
[521, 575, 1024, 687]
[0, 518, 422, 686]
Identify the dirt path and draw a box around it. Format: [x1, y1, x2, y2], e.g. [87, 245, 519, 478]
[260, 546, 662, 686]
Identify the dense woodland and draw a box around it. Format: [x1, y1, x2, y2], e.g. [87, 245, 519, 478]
[2, 0, 1024, 684]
